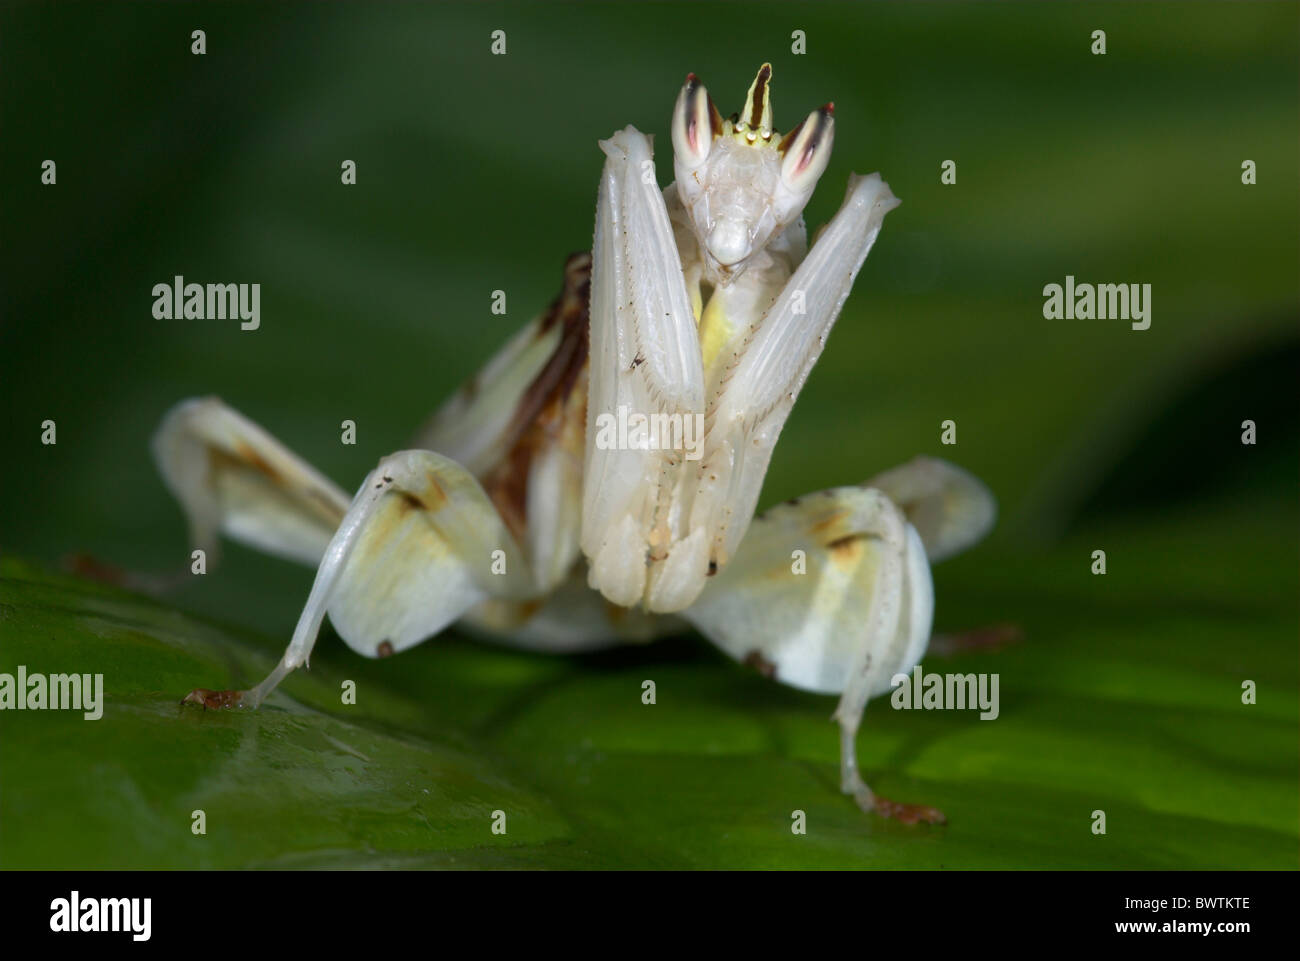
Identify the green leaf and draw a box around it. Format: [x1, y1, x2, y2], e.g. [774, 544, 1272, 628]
[2, 507, 1295, 869]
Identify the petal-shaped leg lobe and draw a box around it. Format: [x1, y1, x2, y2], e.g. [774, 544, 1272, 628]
[317, 451, 538, 658]
[684, 485, 938, 821]
[684, 487, 931, 695]
[865, 456, 996, 563]
[153, 397, 351, 567]
[231, 450, 540, 707]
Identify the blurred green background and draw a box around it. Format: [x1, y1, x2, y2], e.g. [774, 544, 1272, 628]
[1, 1, 1296, 868]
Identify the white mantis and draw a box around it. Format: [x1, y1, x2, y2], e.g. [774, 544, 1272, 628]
[156, 64, 995, 824]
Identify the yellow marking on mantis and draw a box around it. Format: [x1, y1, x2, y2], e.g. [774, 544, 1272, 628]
[697, 294, 734, 375]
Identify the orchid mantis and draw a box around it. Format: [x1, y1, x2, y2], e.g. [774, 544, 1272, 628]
[156, 64, 995, 824]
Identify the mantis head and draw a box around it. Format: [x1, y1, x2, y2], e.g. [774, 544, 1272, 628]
[671, 63, 835, 285]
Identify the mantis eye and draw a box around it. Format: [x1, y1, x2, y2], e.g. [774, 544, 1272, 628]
[779, 103, 835, 193]
[672, 73, 722, 171]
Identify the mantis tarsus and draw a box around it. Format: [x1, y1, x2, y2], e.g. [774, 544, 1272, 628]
[156, 64, 995, 824]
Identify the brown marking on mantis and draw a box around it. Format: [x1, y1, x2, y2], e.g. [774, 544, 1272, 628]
[305, 486, 347, 524]
[376, 641, 394, 658]
[777, 119, 805, 156]
[208, 445, 343, 531]
[827, 532, 869, 566]
[707, 93, 724, 139]
[809, 509, 851, 534]
[482, 251, 592, 542]
[428, 477, 448, 508]
[742, 649, 777, 679]
[748, 63, 771, 130]
[234, 441, 281, 483]
[516, 598, 544, 620]
[396, 490, 427, 513]
[779, 103, 834, 170]
[682, 72, 724, 152]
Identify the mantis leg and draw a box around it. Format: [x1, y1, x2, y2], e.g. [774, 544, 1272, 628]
[682, 486, 943, 823]
[583, 126, 706, 611]
[866, 456, 1016, 659]
[153, 396, 350, 568]
[154, 399, 539, 708]
[233, 448, 538, 707]
[686, 174, 901, 597]
[583, 127, 904, 617]
[863, 456, 996, 563]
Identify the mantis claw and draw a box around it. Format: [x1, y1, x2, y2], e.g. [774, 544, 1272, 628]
[871, 797, 947, 826]
[180, 688, 247, 710]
